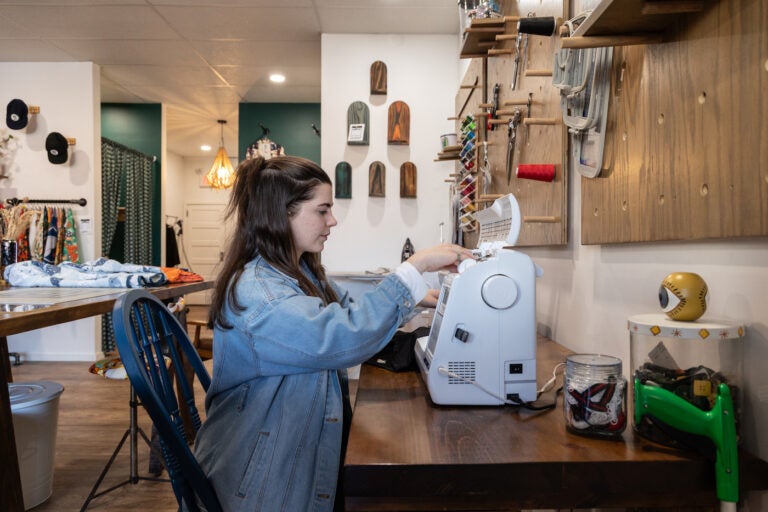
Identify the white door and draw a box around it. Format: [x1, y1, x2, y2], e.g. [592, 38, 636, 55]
[182, 202, 230, 304]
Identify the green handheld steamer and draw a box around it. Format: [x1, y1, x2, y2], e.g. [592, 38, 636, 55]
[634, 378, 738, 511]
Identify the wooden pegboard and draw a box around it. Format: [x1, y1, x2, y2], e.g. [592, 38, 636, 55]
[480, 0, 568, 247]
[580, 0, 768, 244]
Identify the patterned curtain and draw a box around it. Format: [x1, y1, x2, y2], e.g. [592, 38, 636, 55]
[100, 137, 155, 352]
[100, 140, 123, 256]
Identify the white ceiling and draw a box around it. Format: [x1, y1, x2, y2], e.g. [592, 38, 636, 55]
[0, 0, 459, 157]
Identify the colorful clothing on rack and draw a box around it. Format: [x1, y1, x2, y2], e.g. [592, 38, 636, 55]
[43, 207, 58, 264]
[62, 208, 79, 262]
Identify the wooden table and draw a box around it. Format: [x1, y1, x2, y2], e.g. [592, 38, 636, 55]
[344, 336, 768, 511]
[0, 281, 213, 512]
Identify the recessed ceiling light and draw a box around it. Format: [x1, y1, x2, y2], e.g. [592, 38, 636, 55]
[270, 73, 286, 83]
[201, 145, 211, 151]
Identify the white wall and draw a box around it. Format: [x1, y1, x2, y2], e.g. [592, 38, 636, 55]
[320, 34, 459, 272]
[0, 61, 101, 361]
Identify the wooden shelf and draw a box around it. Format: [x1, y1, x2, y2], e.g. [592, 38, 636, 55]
[460, 18, 506, 58]
[571, 0, 708, 38]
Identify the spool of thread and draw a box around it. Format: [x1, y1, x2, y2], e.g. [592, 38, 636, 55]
[516, 164, 555, 182]
[517, 16, 557, 36]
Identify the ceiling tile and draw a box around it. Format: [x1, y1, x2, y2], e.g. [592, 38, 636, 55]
[0, 5, 179, 39]
[189, 40, 320, 67]
[0, 39, 77, 61]
[155, 6, 321, 41]
[101, 65, 227, 87]
[215, 65, 319, 87]
[53, 39, 208, 66]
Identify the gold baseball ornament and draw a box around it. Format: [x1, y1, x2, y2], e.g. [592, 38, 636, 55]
[658, 272, 708, 321]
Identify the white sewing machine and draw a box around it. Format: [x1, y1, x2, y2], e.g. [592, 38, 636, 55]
[415, 194, 542, 405]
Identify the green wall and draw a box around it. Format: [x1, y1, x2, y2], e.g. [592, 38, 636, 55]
[101, 103, 162, 266]
[239, 103, 321, 164]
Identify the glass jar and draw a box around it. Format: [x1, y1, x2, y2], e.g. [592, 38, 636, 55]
[564, 354, 627, 438]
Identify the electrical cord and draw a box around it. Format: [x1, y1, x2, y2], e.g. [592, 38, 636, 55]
[437, 361, 566, 410]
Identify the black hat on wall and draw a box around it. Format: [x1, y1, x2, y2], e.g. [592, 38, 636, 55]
[46, 132, 69, 164]
[6, 99, 28, 130]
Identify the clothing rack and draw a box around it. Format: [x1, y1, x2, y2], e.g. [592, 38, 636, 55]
[5, 197, 87, 207]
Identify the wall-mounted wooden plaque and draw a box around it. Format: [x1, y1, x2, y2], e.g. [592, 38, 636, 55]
[335, 161, 352, 199]
[387, 101, 410, 145]
[346, 101, 369, 146]
[400, 161, 417, 198]
[369, 161, 386, 197]
[370, 61, 387, 95]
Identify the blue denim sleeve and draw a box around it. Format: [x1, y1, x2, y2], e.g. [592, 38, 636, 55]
[231, 270, 416, 370]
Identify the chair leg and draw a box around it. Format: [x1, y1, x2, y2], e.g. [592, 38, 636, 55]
[80, 385, 169, 511]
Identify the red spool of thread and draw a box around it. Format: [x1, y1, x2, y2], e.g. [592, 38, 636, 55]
[516, 164, 555, 182]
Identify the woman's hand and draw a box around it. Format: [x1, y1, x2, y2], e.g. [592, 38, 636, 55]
[406, 243, 475, 274]
[418, 288, 441, 308]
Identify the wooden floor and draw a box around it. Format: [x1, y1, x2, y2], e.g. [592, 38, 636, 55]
[10, 359, 209, 512]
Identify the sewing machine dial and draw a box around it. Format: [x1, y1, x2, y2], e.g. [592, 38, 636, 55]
[481, 274, 518, 309]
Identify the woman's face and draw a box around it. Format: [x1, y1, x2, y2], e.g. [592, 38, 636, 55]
[289, 183, 337, 255]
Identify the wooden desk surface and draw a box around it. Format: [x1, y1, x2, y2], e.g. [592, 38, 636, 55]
[0, 281, 212, 337]
[344, 336, 768, 511]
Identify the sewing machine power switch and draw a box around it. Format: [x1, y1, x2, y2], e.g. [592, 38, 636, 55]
[454, 327, 470, 343]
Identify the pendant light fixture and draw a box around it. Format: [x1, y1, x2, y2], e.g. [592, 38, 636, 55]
[205, 119, 235, 190]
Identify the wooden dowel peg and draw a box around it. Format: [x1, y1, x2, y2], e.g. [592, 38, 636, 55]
[523, 216, 561, 223]
[28, 106, 41, 114]
[478, 103, 493, 108]
[476, 194, 504, 202]
[460, 84, 482, 89]
[503, 99, 532, 106]
[66, 137, 76, 145]
[525, 69, 553, 77]
[560, 34, 663, 49]
[524, 117, 559, 125]
[496, 33, 519, 40]
[503, 16, 521, 23]
[465, 27, 505, 34]
[488, 48, 514, 56]
[487, 119, 509, 125]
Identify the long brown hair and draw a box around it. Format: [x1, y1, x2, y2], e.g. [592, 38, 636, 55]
[209, 156, 339, 330]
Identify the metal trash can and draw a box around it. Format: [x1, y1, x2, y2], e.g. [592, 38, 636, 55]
[9, 381, 65, 510]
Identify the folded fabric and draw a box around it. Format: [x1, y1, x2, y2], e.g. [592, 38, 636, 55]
[4, 257, 168, 288]
[161, 267, 204, 283]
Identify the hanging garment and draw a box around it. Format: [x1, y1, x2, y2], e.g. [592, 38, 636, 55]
[56, 207, 67, 263]
[43, 207, 58, 264]
[165, 224, 180, 267]
[62, 208, 80, 263]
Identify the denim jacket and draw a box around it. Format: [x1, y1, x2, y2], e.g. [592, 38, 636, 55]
[193, 255, 416, 511]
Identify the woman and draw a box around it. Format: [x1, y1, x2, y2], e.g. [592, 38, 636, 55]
[194, 156, 473, 511]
